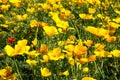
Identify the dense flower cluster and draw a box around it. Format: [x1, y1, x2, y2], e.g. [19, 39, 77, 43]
[0, 0, 120, 80]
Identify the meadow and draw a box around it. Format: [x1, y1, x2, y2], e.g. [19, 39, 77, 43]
[0, 0, 120, 80]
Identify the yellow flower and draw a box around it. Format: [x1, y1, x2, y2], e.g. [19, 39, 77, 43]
[94, 50, 111, 57]
[4, 39, 28, 56]
[58, 41, 65, 46]
[22, 14, 28, 20]
[4, 45, 15, 57]
[32, 38, 38, 46]
[110, 50, 120, 57]
[82, 77, 96, 80]
[88, 8, 96, 14]
[86, 0, 100, 5]
[26, 50, 40, 58]
[40, 68, 51, 77]
[9, 0, 21, 3]
[0, 4, 10, 11]
[16, 15, 23, 21]
[85, 26, 108, 37]
[114, 9, 120, 15]
[0, 14, 4, 19]
[113, 17, 120, 23]
[108, 22, 120, 29]
[79, 14, 94, 20]
[94, 43, 105, 51]
[43, 26, 58, 36]
[105, 36, 116, 43]
[30, 20, 38, 27]
[40, 55, 49, 62]
[0, 66, 17, 80]
[84, 40, 93, 47]
[59, 70, 69, 76]
[74, 45, 87, 56]
[27, 7, 35, 13]
[26, 59, 37, 66]
[0, 66, 12, 78]
[83, 67, 89, 73]
[68, 57, 75, 66]
[49, 12, 69, 30]
[97, 14, 104, 19]
[64, 44, 75, 52]
[79, 58, 88, 64]
[9, 0, 21, 7]
[48, 48, 64, 60]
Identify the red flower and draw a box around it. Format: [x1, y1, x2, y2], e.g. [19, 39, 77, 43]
[8, 37, 15, 43]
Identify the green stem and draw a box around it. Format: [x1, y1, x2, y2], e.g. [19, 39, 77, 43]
[13, 58, 23, 80]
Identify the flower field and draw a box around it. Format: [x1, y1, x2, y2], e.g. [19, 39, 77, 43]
[0, 0, 120, 80]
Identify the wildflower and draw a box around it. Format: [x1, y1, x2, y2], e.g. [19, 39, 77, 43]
[108, 22, 120, 29]
[105, 36, 116, 43]
[84, 40, 93, 47]
[88, 8, 96, 14]
[16, 15, 23, 21]
[65, 44, 75, 52]
[49, 12, 69, 30]
[97, 14, 104, 19]
[68, 57, 75, 66]
[26, 59, 37, 66]
[110, 50, 120, 57]
[48, 48, 64, 60]
[0, 14, 4, 19]
[74, 45, 87, 56]
[27, 7, 35, 13]
[43, 26, 58, 36]
[113, 17, 120, 23]
[94, 50, 111, 57]
[40, 68, 51, 77]
[85, 26, 108, 37]
[0, 4, 10, 11]
[22, 14, 28, 20]
[30, 20, 38, 27]
[94, 43, 105, 51]
[58, 41, 65, 46]
[38, 44, 48, 54]
[38, 22, 49, 28]
[40, 55, 49, 62]
[32, 38, 38, 46]
[26, 50, 39, 58]
[83, 67, 89, 73]
[86, 0, 100, 5]
[79, 58, 88, 64]
[4, 39, 28, 56]
[82, 77, 96, 80]
[79, 14, 94, 20]
[0, 66, 17, 80]
[59, 70, 69, 76]
[8, 37, 15, 43]
[88, 55, 96, 62]
[9, 0, 21, 7]
[114, 9, 120, 15]
[0, 53, 4, 57]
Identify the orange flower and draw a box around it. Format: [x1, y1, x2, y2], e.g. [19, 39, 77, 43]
[106, 36, 116, 43]
[74, 45, 87, 56]
[39, 44, 48, 54]
[82, 77, 96, 80]
[88, 55, 96, 62]
[84, 40, 93, 47]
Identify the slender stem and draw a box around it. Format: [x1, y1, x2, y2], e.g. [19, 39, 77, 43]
[13, 58, 23, 80]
